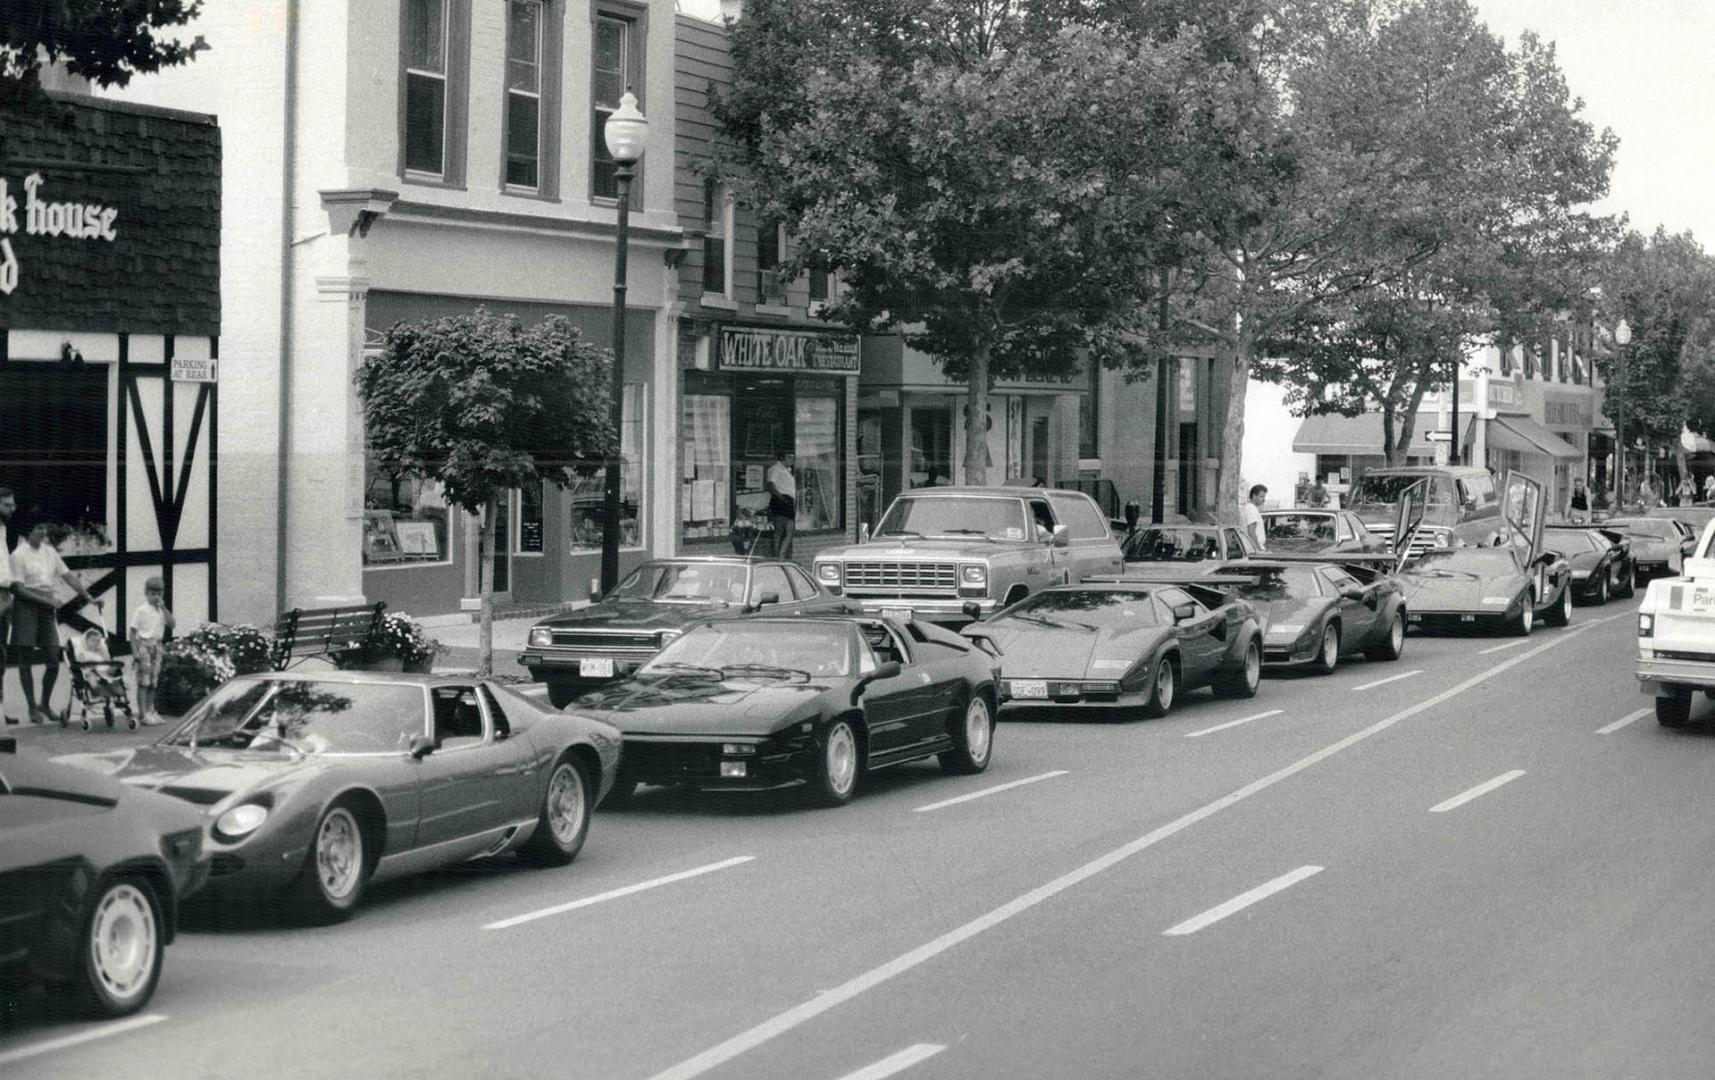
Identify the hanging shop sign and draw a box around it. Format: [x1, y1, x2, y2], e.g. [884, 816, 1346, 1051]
[718, 326, 860, 375]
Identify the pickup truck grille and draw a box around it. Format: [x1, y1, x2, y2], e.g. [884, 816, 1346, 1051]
[843, 561, 960, 596]
[549, 630, 661, 650]
[1366, 524, 1439, 556]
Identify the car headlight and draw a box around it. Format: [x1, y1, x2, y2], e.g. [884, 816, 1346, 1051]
[816, 562, 842, 584]
[961, 564, 988, 586]
[528, 627, 553, 648]
[1266, 623, 1304, 639]
[215, 803, 268, 840]
[1481, 597, 1511, 605]
[1639, 613, 1654, 637]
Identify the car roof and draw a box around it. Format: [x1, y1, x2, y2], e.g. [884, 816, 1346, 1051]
[641, 556, 779, 566]
[894, 486, 1060, 499]
[227, 670, 491, 689]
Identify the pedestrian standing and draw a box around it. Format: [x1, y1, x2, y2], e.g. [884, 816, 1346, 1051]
[1679, 474, 1697, 507]
[10, 511, 102, 724]
[1703, 473, 1715, 503]
[1565, 477, 1590, 524]
[1306, 475, 1333, 509]
[765, 453, 797, 560]
[129, 575, 174, 726]
[0, 488, 14, 724]
[1243, 484, 1269, 551]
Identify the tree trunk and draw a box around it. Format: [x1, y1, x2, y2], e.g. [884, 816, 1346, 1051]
[1215, 333, 1251, 526]
[963, 341, 993, 486]
[1381, 404, 1399, 467]
[479, 496, 496, 678]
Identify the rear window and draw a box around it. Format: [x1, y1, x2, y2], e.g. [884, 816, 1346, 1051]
[1047, 493, 1109, 541]
[1457, 473, 1497, 508]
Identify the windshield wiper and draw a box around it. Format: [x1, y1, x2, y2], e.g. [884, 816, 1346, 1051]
[649, 662, 723, 678]
[934, 528, 996, 541]
[720, 663, 812, 682]
[1009, 612, 1072, 630]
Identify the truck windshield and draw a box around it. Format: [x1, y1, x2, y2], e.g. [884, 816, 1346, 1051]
[875, 496, 1029, 541]
[1352, 475, 1453, 510]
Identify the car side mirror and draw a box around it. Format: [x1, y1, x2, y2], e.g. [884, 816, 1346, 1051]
[962, 601, 983, 622]
[1341, 588, 1366, 601]
[408, 734, 436, 760]
[1172, 603, 1197, 623]
[1051, 525, 1071, 548]
[743, 591, 781, 614]
[871, 660, 901, 681]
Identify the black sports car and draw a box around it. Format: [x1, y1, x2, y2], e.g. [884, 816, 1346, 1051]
[1214, 557, 1408, 671]
[1545, 524, 1636, 604]
[568, 615, 1002, 806]
[2, 738, 208, 1018]
[521, 557, 850, 707]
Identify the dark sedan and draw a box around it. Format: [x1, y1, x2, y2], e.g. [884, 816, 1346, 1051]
[1216, 558, 1407, 671]
[2, 738, 208, 1018]
[568, 615, 1001, 807]
[521, 557, 848, 707]
[1545, 525, 1636, 604]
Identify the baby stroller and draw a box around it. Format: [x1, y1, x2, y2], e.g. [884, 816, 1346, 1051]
[62, 634, 139, 732]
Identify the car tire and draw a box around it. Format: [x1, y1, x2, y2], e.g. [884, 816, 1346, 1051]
[1593, 575, 1609, 605]
[1656, 693, 1692, 727]
[1508, 598, 1534, 637]
[1311, 622, 1340, 675]
[520, 755, 592, 867]
[1366, 610, 1406, 661]
[546, 681, 581, 710]
[286, 801, 369, 925]
[1213, 638, 1262, 699]
[1617, 567, 1636, 598]
[939, 694, 995, 775]
[1142, 655, 1176, 718]
[808, 719, 861, 807]
[75, 875, 163, 1019]
[1544, 584, 1572, 627]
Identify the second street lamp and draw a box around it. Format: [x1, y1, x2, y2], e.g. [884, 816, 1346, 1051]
[1615, 318, 1631, 510]
[600, 91, 648, 594]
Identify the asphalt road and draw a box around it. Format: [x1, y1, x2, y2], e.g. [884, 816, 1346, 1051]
[9, 595, 1715, 1080]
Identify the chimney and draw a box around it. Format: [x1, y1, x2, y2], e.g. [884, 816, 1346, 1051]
[719, 0, 743, 22]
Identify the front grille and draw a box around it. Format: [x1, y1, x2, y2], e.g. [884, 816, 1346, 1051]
[1367, 524, 1439, 555]
[1655, 649, 1715, 663]
[622, 741, 721, 780]
[843, 561, 959, 595]
[550, 630, 661, 649]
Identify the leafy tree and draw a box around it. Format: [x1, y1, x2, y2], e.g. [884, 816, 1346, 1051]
[0, 0, 207, 102]
[717, 0, 1265, 483]
[356, 311, 614, 674]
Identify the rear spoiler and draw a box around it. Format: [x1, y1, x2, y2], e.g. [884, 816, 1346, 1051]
[1081, 574, 1238, 609]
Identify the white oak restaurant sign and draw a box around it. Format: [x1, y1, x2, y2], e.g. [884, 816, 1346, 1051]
[0, 173, 121, 295]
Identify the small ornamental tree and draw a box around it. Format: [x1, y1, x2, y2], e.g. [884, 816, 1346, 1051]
[356, 310, 614, 675]
[0, 0, 208, 103]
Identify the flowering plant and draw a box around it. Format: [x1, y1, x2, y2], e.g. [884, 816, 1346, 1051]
[340, 612, 446, 669]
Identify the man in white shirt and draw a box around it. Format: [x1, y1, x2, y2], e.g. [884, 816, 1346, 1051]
[11, 512, 102, 724]
[1242, 484, 1269, 552]
[765, 454, 797, 560]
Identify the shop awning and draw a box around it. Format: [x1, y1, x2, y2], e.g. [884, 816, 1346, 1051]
[1487, 416, 1581, 459]
[1291, 412, 1473, 458]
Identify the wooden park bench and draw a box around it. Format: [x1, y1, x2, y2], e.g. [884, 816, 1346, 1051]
[272, 601, 387, 669]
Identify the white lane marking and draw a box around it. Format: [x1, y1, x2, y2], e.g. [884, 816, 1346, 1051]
[1351, 670, 1422, 692]
[1429, 769, 1527, 813]
[1162, 865, 1325, 937]
[1478, 639, 1530, 655]
[483, 857, 755, 931]
[833, 1044, 947, 1080]
[0, 1014, 169, 1067]
[914, 771, 1067, 812]
[1185, 709, 1283, 738]
[645, 612, 1623, 1080]
[1596, 708, 1651, 735]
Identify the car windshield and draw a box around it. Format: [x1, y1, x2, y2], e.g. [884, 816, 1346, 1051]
[640, 623, 852, 678]
[1123, 527, 1223, 562]
[609, 563, 749, 604]
[1402, 548, 1520, 577]
[875, 496, 1028, 541]
[1234, 566, 1322, 601]
[163, 680, 426, 754]
[1351, 474, 1453, 509]
[1264, 514, 1337, 547]
[1001, 590, 1159, 630]
[1609, 519, 1678, 540]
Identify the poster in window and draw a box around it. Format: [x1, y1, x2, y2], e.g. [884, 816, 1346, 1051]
[518, 483, 544, 553]
[364, 510, 403, 562]
[395, 521, 439, 556]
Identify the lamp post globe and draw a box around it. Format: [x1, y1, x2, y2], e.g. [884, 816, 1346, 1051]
[1613, 318, 1631, 511]
[600, 91, 648, 594]
[1614, 319, 1631, 346]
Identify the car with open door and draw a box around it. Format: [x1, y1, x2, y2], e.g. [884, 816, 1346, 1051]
[1345, 465, 1501, 554]
[568, 614, 1002, 807]
[1394, 472, 1573, 635]
[1205, 556, 1407, 671]
[962, 579, 1262, 718]
[1259, 509, 1388, 555]
[1545, 524, 1636, 605]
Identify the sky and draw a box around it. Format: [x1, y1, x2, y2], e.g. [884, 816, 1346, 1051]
[678, 0, 1711, 244]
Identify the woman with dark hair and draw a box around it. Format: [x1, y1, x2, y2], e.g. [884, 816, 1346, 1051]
[8, 508, 101, 724]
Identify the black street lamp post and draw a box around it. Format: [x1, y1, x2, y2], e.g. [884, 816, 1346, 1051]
[1615, 318, 1631, 509]
[600, 91, 648, 594]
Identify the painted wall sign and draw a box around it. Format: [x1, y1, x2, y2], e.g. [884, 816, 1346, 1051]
[718, 326, 860, 374]
[169, 355, 218, 383]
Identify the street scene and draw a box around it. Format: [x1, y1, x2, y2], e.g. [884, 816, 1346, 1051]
[5, 0, 1715, 1077]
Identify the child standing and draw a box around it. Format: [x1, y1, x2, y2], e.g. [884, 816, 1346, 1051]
[130, 576, 174, 725]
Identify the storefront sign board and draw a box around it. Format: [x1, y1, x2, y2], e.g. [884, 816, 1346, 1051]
[719, 327, 859, 375]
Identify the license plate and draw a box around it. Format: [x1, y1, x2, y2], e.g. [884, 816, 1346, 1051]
[1010, 680, 1049, 699]
[1692, 587, 1715, 615]
[882, 607, 913, 622]
[1460, 614, 1476, 622]
[579, 658, 615, 678]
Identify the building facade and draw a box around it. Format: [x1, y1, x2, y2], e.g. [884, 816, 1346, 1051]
[1086, 354, 1229, 522]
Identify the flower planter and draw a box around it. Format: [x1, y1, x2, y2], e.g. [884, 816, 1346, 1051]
[403, 657, 435, 674]
[355, 657, 407, 672]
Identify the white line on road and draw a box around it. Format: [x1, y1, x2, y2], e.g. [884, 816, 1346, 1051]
[1351, 670, 1422, 692]
[1162, 866, 1325, 936]
[0, 1014, 169, 1067]
[1185, 709, 1284, 738]
[1596, 708, 1651, 735]
[1429, 769, 1527, 813]
[645, 611, 1626, 1080]
[833, 1044, 947, 1080]
[483, 856, 755, 931]
[914, 771, 1067, 812]
[1478, 639, 1531, 655]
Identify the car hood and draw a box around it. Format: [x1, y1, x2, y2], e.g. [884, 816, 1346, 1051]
[1555, 549, 1602, 573]
[980, 625, 1164, 679]
[1400, 572, 1522, 610]
[55, 745, 315, 808]
[823, 539, 1017, 560]
[534, 601, 732, 632]
[572, 676, 831, 736]
[1252, 596, 1331, 633]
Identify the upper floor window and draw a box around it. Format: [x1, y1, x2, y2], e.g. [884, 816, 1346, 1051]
[591, 10, 642, 201]
[757, 222, 785, 303]
[404, 0, 448, 175]
[504, 0, 543, 190]
[703, 179, 732, 297]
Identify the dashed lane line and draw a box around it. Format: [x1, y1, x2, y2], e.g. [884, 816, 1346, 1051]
[0, 1014, 169, 1068]
[1162, 866, 1325, 937]
[1596, 708, 1651, 735]
[913, 771, 1068, 813]
[1351, 670, 1422, 692]
[1184, 709, 1283, 738]
[483, 857, 755, 931]
[1429, 769, 1526, 813]
[832, 1044, 947, 1080]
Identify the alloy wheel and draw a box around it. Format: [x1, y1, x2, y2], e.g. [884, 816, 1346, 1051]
[1156, 658, 1175, 711]
[89, 883, 157, 1005]
[546, 762, 587, 844]
[964, 698, 992, 766]
[825, 723, 857, 796]
[316, 807, 363, 901]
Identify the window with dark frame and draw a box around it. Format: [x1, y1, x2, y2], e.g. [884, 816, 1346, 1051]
[504, 0, 542, 190]
[808, 251, 830, 303]
[591, 11, 630, 200]
[702, 177, 727, 295]
[757, 222, 784, 303]
[1078, 356, 1100, 460]
[404, 0, 449, 175]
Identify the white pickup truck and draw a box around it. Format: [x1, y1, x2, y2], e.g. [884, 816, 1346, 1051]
[1636, 519, 1715, 725]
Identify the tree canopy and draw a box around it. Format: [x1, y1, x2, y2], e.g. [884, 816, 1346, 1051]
[0, 0, 207, 100]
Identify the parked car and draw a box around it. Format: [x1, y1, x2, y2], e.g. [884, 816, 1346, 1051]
[520, 557, 847, 707]
[1208, 557, 1407, 671]
[569, 614, 1002, 806]
[812, 487, 1123, 625]
[1396, 472, 1572, 635]
[1259, 509, 1388, 554]
[1121, 522, 1258, 572]
[57, 673, 621, 924]
[1345, 464, 1500, 554]
[2, 739, 208, 1017]
[1645, 504, 1715, 535]
[962, 579, 1262, 717]
[1545, 524, 1636, 604]
[1605, 516, 1695, 580]
[1637, 519, 1715, 724]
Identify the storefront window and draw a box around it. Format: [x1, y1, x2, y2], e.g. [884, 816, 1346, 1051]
[0, 365, 109, 551]
[733, 391, 791, 531]
[796, 393, 842, 531]
[363, 456, 452, 565]
[682, 391, 731, 540]
[569, 383, 644, 551]
[910, 407, 952, 488]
